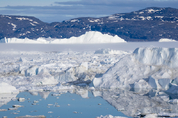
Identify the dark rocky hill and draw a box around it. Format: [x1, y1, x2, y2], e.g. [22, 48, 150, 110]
[0, 7, 178, 41]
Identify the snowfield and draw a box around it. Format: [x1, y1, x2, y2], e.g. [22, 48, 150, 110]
[1, 41, 178, 117]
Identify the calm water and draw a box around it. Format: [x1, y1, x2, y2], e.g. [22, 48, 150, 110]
[0, 90, 130, 118]
[1, 88, 178, 118]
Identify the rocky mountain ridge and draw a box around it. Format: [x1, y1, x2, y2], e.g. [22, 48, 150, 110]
[0, 7, 178, 41]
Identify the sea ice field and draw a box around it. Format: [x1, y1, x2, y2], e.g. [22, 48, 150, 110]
[1, 41, 178, 118]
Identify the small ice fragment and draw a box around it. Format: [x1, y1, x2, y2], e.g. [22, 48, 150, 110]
[73, 111, 78, 114]
[55, 105, 60, 107]
[2, 116, 7, 118]
[13, 105, 23, 108]
[0, 109, 7, 111]
[18, 98, 25, 102]
[32, 103, 36, 105]
[48, 111, 53, 113]
[52, 93, 61, 96]
[8, 108, 18, 110]
[68, 104, 70, 106]
[117, 108, 125, 111]
[98, 103, 101, 105]
[48, 104, 53, 106]
[12, 112, 19, 114]
[16, 115, 46, 118]
[33, 100, 39, 103]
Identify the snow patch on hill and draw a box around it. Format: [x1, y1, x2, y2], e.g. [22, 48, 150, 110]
[159, 38, 177, 42]
[0, 31, 126, 44]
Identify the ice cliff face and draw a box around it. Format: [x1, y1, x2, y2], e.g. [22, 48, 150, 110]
[133, 47, 178, 68]
[93, 47, 178, 91]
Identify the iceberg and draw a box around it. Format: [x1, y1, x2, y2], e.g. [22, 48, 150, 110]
[93, 47, 178, 91]
[0, 31, 126, 44]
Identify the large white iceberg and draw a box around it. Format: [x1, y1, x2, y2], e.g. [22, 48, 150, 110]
[93, 47, 178, 91]
[0, 31, 126, 44]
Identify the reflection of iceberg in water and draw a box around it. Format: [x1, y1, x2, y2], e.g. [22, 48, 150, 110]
[0, 93, 18, 107]
[92, 89, 178, 117]
[1, 87, 178, 117]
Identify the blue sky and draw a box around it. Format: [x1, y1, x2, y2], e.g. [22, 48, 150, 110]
[0, 0, 178, 23]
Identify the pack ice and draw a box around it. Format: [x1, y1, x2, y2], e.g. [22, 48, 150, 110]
[1, 47, 178, 94]
[0, 48, 127, 92]
[93, 47, 178, 92]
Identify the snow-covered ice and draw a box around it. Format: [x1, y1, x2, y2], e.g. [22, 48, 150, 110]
[93, 47, 178, 91]
[0, 43, 178, 92]
[0, 31, 126, 44]
[0, 41, 178, 117]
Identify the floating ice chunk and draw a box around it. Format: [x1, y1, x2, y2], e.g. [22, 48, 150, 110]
[94, 48, 127, 55]
[18, 98, 25, 102]
[0, 109, 7, 111]
[16, 115, 46, 118]
[0, 82, 19, 94]
[143, 114, 157, 118]
[96, 115, 127, 118]
[13, 105, 23, 108]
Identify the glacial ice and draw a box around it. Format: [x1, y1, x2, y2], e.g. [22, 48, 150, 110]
[1, 44, 178, 117]
[96, 115, 127, 118]
[93, 47, 178, 91]
[133, 47, 178, 68]
[0, 31, 126, 44]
